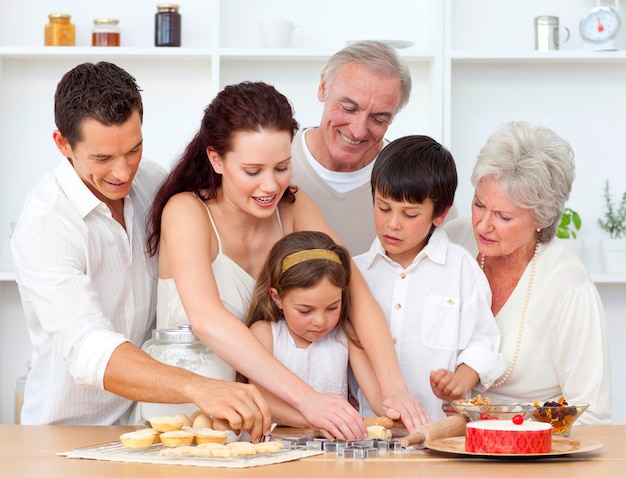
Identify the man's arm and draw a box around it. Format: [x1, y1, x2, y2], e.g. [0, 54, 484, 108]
[104, 342, 271, 441]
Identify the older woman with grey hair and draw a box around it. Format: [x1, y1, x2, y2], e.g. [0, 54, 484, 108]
[444, 121, 611, 424]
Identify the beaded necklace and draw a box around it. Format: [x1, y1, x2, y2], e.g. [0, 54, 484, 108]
[480, 240, 539, 388]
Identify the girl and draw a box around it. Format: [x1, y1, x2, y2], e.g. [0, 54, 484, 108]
[244, 231, 382, 427]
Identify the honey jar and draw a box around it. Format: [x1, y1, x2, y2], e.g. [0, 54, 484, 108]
[92, 18, 121, 47]
[44, 13, 75, 46]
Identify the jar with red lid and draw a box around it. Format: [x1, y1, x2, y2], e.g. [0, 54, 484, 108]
[92, 18, 121, 47]
[44, 13, 75, 46]
[155, 4, 181, 47]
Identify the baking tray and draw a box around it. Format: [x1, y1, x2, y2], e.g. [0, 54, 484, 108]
[59, 441, 323, 468]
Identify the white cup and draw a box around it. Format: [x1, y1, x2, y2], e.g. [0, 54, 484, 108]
[260, 20, 298, 48]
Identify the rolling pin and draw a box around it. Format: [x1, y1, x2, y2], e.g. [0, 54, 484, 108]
[399, 413, 467, 448]
[364, 416, 395, 429]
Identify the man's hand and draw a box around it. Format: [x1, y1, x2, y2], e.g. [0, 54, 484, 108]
[105, 343, 271, 442]
[191, 380, 272, 443]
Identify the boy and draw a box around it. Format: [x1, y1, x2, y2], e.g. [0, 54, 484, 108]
[353, 135, 505, 421]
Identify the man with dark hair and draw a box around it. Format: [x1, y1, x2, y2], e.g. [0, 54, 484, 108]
[11, 62, 270, 440]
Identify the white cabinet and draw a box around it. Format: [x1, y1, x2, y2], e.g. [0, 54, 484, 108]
[1, 0, 625, 423]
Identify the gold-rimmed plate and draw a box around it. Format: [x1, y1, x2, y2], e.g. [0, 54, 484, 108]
[425, 436, 603, 458]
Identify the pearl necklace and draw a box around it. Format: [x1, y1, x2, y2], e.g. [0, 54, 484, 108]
[480, 240, 539, 388]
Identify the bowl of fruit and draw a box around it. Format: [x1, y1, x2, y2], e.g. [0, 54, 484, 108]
[450, 395, 492, 420]
[529, 398, 589, 436]
[462, 402, 537, 422]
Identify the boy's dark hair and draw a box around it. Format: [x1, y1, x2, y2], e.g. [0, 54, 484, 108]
[54, 61, 143, 147]
[371, 135, 457, 218]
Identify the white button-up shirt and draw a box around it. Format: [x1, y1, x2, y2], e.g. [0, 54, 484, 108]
[353, 227, 505, 421]
[11, 158, 165, 424]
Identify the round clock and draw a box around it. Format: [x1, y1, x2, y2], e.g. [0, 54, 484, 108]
[579, 6, 621, 50]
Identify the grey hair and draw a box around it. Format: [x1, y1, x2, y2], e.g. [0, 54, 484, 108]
[471, 121, 575, 243]
[321, 40, 412, 113]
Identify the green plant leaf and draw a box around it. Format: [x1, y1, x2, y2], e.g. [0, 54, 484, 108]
[558, 207, 581, 239]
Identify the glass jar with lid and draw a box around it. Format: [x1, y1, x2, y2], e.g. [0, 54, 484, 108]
[92, 18, 121, 47]
[155, 4, 182, 47]
[139, 325, 235, 419]
[44, 13, 75, 46]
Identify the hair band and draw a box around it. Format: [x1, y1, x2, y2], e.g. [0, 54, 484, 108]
[281, 249, 342, 273]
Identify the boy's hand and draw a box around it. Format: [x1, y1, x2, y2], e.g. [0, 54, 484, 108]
[430, 364, 478, 402]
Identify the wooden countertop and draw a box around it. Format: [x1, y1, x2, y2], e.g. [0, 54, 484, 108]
[2, 424, 625, 477]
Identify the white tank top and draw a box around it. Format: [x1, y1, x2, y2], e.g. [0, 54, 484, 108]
[271, 320, 349, 397]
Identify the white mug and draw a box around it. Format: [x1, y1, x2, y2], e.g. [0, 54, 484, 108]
[260, 20, 298, 48]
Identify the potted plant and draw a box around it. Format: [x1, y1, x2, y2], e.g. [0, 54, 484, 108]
[557, 207, 583, 257]
[597, 180, 626, 273]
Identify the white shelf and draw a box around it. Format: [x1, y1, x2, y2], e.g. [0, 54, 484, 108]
[0, 46, 437, 63]
[0, 272, 15, 282]
[218, 47, 437, 61]
[0, 46, 214, 60]
[450, 49, 626, 62]
[589, 273, 626, 284]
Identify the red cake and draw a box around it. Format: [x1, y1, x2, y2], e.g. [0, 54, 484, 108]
[465, 419, 552, 454]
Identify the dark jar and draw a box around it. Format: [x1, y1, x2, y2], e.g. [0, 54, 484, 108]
[155, 4, 181, 47]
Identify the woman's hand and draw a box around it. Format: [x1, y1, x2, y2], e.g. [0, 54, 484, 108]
[381, 391, 431, 431]
[299, 392, 367, 440]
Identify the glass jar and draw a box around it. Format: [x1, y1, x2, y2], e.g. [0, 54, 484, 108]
[92, 18, 121, 47]
[14, 362, 30, 424]
[44, 13, 75, 46]
[14, 375, 26, 424]
[155, 4, 181, 47]
[139, 325, 234, 419]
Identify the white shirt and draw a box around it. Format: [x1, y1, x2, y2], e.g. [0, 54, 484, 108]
[443, 217, 612, 424]
[353, 227, 505, 421]
[300, 129, 374, 193]
[11, 158, 166, 425]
